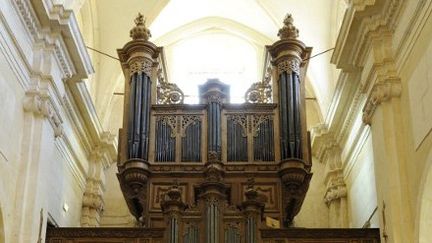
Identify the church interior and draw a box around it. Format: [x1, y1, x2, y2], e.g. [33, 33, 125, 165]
[0, 0, 432, 242]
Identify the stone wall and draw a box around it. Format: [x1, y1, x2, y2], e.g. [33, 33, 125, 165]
[0, 0, 116, 242]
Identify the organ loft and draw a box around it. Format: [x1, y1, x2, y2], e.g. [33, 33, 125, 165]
[45, 12, 380, 243]
[117, 13, 312, 242]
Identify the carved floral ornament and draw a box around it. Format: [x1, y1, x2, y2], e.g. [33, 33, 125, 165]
[156, 68, 184, 105]
[245, 66, 273, 104]
[277, 58, 301, 74]
[156, 114, 201, 137]
[227, 113, 273, 137]
[129, 57, 153, 77]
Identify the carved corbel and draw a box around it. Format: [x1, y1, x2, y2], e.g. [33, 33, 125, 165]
[362, 80, 401, 125]
[23, 91, 64, 138]
[81, 178, 104, 227]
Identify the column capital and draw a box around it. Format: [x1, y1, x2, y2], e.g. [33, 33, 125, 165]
[23, 90, 64, 138]
[362, 80, 401, 125]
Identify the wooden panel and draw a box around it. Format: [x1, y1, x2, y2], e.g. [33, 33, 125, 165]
[45, 227, 165, 243]
[260, 228, 380, 242]
[149, 183, 188, 210]
[241, 182, 279, 211]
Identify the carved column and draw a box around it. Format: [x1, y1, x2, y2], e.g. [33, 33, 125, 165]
[361, 30, 413, 243]
[199, 79, 230, 161]
[241, 179, 264, 243]
[160, 183, 187, 243]
[268, 14, 313, 226]
[195, 152, 229, 243]
[117, 14, 160, 224]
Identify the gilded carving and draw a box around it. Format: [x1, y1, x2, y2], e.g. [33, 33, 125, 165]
[129, 57, 153, 76]
[277, 14, 299, 39]
[277, 58, 300, 74]
[157, 69, 184, 105]
[130, 13, 151, 41]
[245, 66, 273, 103]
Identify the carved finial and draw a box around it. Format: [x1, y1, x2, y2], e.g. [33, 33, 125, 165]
[247, 178, 255, 190]
[277, 14, 299, 39]
[130, 13, 151, 40]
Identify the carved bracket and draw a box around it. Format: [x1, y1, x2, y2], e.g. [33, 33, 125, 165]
[23, 91, 64, 138]
[362, 80, 401, 124]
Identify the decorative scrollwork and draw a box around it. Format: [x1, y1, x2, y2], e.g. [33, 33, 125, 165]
[157, 69, 184, 104]
[245, 67, 272, 103]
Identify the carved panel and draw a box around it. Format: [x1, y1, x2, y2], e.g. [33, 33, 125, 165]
[241, 183, 279, 211]
[150, 183, 188, 210]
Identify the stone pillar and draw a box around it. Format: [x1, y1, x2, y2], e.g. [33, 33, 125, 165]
[268, 14, 313, 227]
[363, 80, 412, 243]
[117, 13, 160, 225]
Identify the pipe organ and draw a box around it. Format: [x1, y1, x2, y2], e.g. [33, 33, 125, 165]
[117, 13, 313, 242]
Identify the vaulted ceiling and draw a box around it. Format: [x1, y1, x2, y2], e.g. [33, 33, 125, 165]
[74, 0, 347, 136]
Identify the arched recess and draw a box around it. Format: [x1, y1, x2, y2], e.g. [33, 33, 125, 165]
[417, 148, 432, 243]
[153, 16, 274, 80]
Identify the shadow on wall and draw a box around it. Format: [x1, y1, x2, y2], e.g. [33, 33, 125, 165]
[418, 149, 432, 243]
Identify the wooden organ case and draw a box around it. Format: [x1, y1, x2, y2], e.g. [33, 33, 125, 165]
[116, 13, 313, 243]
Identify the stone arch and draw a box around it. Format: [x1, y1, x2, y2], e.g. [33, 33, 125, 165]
[417, 148, 432, 243]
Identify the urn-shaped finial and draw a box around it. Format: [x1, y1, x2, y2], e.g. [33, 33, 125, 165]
[277, 14, 299, 39]
[130, 13, 151, 41]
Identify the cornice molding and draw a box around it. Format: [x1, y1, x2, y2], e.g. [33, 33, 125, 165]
[13, 0, 76, 79]
[332, 0, 403, 71]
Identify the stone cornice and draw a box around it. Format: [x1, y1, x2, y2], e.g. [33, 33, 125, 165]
[332, 0, 403, 71]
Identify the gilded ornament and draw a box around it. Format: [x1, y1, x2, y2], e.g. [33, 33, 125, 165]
[245, 66, 272, 103]
[278, 14, 299, 39]
[130, 13, 151, 41]
[156, 69, 184, 104]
